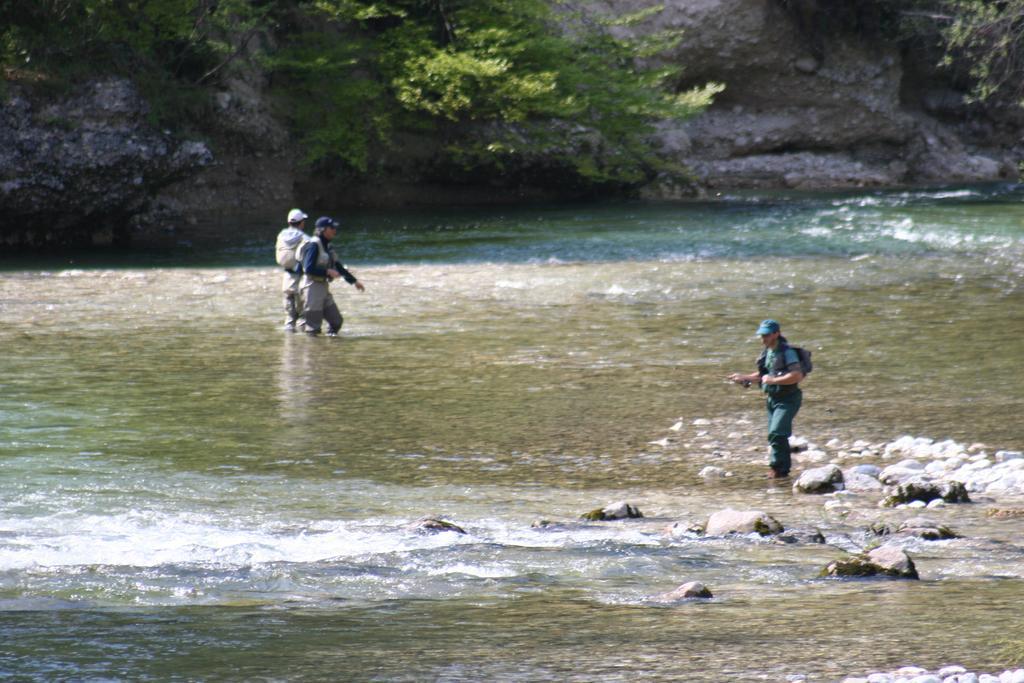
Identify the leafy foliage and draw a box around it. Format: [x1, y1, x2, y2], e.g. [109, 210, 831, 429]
[1, 0, 721, 187]
[933, 0, 1024, 106]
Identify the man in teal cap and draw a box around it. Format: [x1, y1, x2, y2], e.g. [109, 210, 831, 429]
[728, 319, 805, 478]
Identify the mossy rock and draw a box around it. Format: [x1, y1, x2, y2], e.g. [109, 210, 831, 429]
[821, 556, 880, 578]
[821, 546, 919, 579]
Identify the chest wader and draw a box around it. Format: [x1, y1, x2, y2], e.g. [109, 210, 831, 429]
[300, 238, 343, 335]
[766, 388, 802, 476]
[282, 269, 304, 329]
[759, 344, 803, 476]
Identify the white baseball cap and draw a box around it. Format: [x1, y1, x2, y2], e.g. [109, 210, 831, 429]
[287, 208, 308, 224]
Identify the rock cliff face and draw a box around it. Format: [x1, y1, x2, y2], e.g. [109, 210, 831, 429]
[600, 0, 1021, 193]
[0, 79, 213, 246]
[0, 58, 294, 247]
[2, 0, 1022, 246]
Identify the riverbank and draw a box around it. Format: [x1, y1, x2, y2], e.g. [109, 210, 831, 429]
[4, 2, 1024, 248]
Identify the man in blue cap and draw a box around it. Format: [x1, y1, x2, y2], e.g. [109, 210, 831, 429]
[298, 216, 365, 336]
[728, 319, 805, 478]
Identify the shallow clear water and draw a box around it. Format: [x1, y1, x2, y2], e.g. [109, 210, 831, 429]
[1, 185, 1023, 681]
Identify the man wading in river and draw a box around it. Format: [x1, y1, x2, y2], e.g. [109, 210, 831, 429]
[276, 208, 309, 332]
[728, 319, 806, 478]
[299, 216, 365, 336]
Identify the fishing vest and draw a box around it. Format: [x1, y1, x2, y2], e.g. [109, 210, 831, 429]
[301, 236, 335, 283]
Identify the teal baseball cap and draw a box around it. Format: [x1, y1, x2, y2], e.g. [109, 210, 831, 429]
[756, 319, 780, 335]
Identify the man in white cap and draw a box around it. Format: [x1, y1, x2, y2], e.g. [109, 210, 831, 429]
[275, 208, 310, 331]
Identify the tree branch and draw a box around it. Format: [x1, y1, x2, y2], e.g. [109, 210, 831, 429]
[195, 28, 259, 85]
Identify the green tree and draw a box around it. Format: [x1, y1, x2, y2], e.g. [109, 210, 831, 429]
[272, 1, 721, 185]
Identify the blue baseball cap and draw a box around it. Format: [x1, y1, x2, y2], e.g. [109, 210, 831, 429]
[315, 216, 339, 229]
[756, 319, 780, 335]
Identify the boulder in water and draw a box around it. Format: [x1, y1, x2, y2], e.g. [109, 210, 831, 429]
[793, 464, 844, 494]
[581, 501, 643, 521]
[653, 581, 714, 602]
[704, 509, 783, 536]
[821, 544, 919, 579]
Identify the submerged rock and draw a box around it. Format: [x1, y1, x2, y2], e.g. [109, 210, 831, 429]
[581, 501, 643, 521]
[793, 464, 844, 494]
[987, 508, 1024, 519]
[406, 517, 467, 534]
[653, 581, 714, 602]
[704, 509, 783, 537]
[663, 521, 706, 539]
[773, 527, 826, 545]
[822, 544, 919, 580]
[698, 465, 729, 479]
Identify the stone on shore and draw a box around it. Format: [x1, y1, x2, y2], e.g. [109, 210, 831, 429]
[581, 501, 643, 521]
[704, 509, 783, 536]
[879, 438, 1024, 496]
[793, 464, 844, 494]
[840, 666, 1024, 683]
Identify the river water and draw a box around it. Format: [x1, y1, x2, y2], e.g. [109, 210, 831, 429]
[1, 186, 1023, 681]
